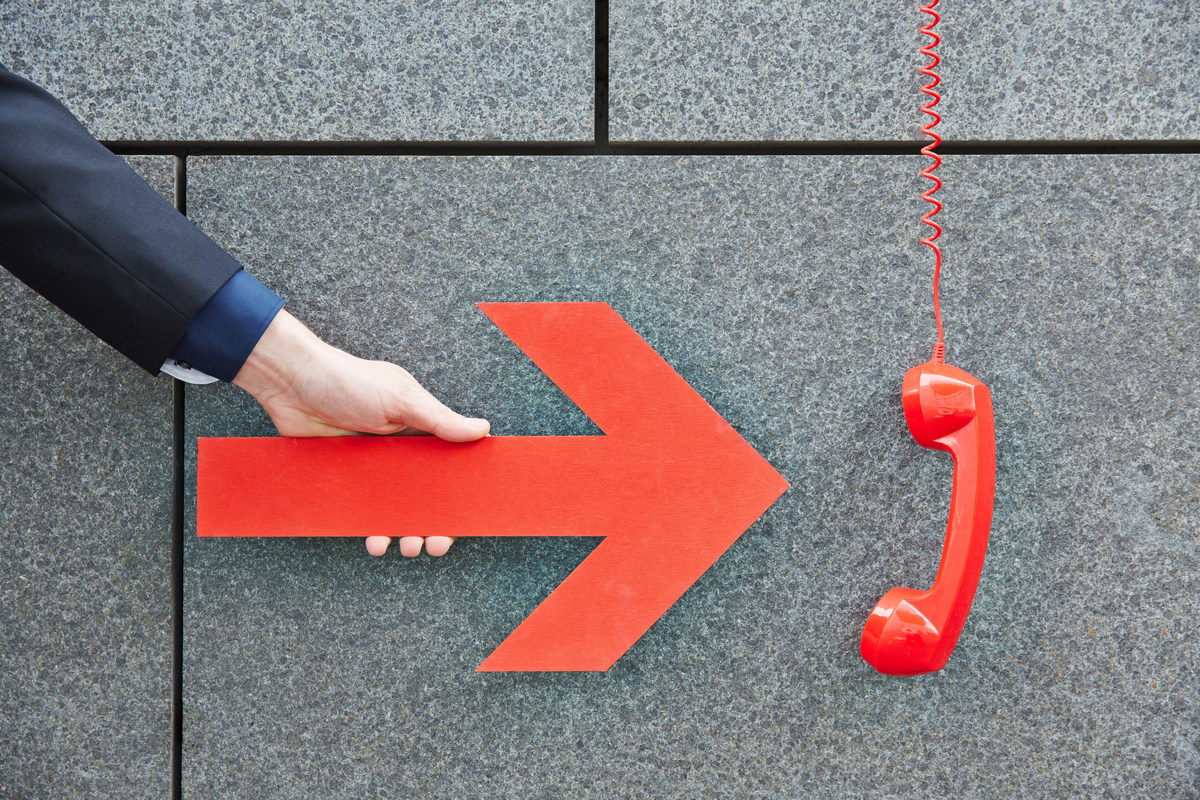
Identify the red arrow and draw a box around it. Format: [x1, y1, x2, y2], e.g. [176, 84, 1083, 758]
[198, 303, 788, 671]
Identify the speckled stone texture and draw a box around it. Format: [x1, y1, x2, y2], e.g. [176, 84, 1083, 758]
[0, 0, 592, 141]
[610, 1, 1200, 141]
[184, 155, 1199, 798]
[0, 158, 175, 798]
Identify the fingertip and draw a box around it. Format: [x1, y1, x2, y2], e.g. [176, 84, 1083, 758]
[365, 536, 391, 557]
[435, 415, 491, 443]
[398, 536, 424, 558]
[424, 536, 454, 557]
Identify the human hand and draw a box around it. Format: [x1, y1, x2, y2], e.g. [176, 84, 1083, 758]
[232, 309, 489, 557]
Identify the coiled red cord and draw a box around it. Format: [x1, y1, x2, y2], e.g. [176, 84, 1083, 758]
[919, 0, 945, 363]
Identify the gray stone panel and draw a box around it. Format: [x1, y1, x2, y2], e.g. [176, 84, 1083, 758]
[611, 2, 1200, 141]
[1, 1, 592, 142]
[0, 158, 174, 798]
[185, 155, 1199, 798]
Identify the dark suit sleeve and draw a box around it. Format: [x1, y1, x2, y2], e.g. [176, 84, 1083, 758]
[0, 64, 243, 374]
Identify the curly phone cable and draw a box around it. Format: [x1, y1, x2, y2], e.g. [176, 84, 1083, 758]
[919, 0, 945, 363]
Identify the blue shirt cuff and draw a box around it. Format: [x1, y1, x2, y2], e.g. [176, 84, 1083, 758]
[167, 270, 285, 382]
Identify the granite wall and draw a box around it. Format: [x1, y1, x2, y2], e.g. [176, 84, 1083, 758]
[1, 2, 1196, 798]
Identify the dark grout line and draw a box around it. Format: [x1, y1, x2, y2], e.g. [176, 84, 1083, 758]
[941, 139, 1200, 155]
[107, 139, 1200, 157]
[174, 154, 187, 215]
[595, 0, 609, 148]
[170, 155, 186, 800]
[170, 378, 184, 800]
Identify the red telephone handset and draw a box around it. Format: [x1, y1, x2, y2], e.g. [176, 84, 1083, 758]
[860, 360, 996, 676]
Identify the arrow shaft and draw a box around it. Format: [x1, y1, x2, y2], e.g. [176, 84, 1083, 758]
[201, 436, 688, 538]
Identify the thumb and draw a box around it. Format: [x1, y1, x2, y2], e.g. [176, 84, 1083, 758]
[398, 385, 490, 442]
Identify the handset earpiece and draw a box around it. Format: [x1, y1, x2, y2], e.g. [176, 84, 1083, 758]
[860, 360, 996, 676]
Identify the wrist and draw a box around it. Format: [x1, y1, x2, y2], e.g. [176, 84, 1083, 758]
[232, 310, 327, 401]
